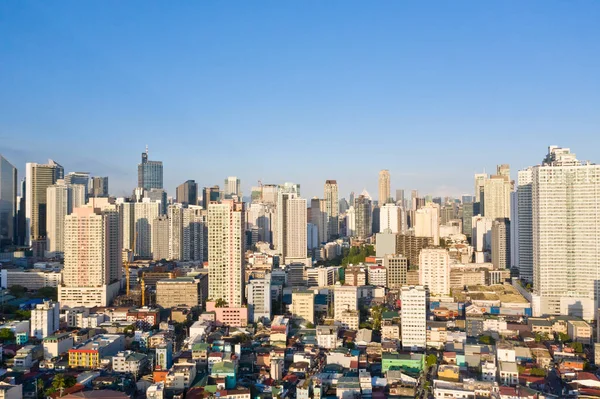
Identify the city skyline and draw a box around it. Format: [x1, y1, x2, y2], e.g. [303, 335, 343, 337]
[2, 2, 599, 198]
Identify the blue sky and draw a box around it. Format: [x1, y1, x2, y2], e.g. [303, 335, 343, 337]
[1, 1, 599, 200]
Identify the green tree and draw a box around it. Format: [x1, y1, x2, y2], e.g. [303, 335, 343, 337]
[305, 322, 315, 328]
[478, 335, 495, 345]
[426, 354, 437, 368]
[0, 328, 15, 341]
[34, 287, 58, 301]
[47, 374, 77, 397]
[557, 332, 570, 342]
[14, 310, 31, 320]
[8, 285, 27, 298]
[530, 368, 546, 377]
[571, 342, 584, 353]
[370, 305, 385, 331]
[214, 298, 228, 308]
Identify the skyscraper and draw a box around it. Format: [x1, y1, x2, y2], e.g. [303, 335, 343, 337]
[46, 180, 86, 256]
[26, 162, 58, 245]
[354, 194, 372, 240]
[395, 189, 405, 207]
[532, 146, 600, 320]
[120, 200, 160, 258]
[401, 286, 427, 350]
[419, 248, 450, 296]
[414, 203, 440, 246]
[208, 200, 245, 307]
[59, 206, 122, 307]
[491, 218, 510, 270]
[276, 188, 307, 262]
[0, 155, 17, 249]
[137, 147, 163, 190]
[482, 165, 512, 221]
[324, 180, 339, 240]
[65, 172, 90, 200]
[224, 176, 241, 199]
[202, 186, 220, 209]
[378, 170, 390, 205]
[48, 159, 64, 181]
[310, 198, 327, 245]
[517, 168, 533, 282]
[91, 176, 109, 198]
[176, 180, 198, 206]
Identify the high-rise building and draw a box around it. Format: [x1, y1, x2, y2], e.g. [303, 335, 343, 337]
[90, 176, 109, 198]
[0, 155, 17, 248]
[324, 180, 339, 239]
[176, 180, 197, 206]
[261, 184, 279, 205]
[137, 148, 163, 191]
[152, 216, 170, 261]
[396, 189, 405, 207]
[247, 276, 271, 323]
[208, 200, 245, 307]
[310, 198, 327, 245]
[345, 206, 356, 238]
[461, 202, 474, 237]
[482, 166, 512, 221]
[378, 170, 391, 205]
[379, 203, 404, 234]
[26, 162, 59, 245]
[395, 234, 433, 267]
[414, 203, 440, 246]
[401, 286, 427, 350]
[384, 255, 408, 289]
[224, 176, 241, 199]
[30, 300, 60, 339]
[419, 248, 450, 296]
[48, 159, 64, 181]
[275, 187, 307, 261]
[16, 178, 26, 246]
[168, 204, 184, 260]
[246, 202, 275, 244]
[334, 285, 358, 319]
[46, 180, 86, 256]
[65, 172, 90, 200]
[291, 290, 315, 324]
[532, 146, 600, 320]
[474, 173, 487, 204]
[120, 200, 160, 258]
[354, 195, 372, 240]
[517, 168, 533, 282]
[491, 218, 510, 270]
[338, 198, 349, 214]
[59, 206, 122, 307]
[201, 186, 220, 209]
[472, 215, 492, 263]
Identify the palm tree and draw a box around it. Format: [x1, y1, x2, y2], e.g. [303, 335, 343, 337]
[215, 298, 228, 308]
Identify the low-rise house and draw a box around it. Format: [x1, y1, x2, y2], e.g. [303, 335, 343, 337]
[112, 351, 149, 378]
[165, 361, 197, 390]
[43, 333, 73, 360]
[437, 365, 460, 382]
[382, 352, 424, 374]
[499, 361, 519, 386]
[316, 325, 339, 349]
[210, 361, 236, 390]
[336, 377, 360, 399]
[567, 320, 592, 345]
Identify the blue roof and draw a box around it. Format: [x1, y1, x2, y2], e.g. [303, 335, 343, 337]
[315, 294, 328, 305]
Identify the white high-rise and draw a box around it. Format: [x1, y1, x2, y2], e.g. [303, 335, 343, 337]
[30, 300, 60, 339]
[483, 167, 512, 222]
[46, 180, 86, 256]
[379, 203, 404, 234]
[334, 285, 358, 319]
[26, 162, 58, 245]
[414, 203, 439, 245]
[517, 168, 533, 282]
[532, 146, 600, 320]
[247, 202, 274, 244]
[59, 206, 122, 307]
[345, 206, 356, 237]
[276, 187, 307, 262]
[401, 286, 427, 350]
[208, 200, 245, 307]
[120, 200, 160, 258]
[419, 248, 450, 296]
[224, 176, 241, 199]
[247, 276, 271, 323]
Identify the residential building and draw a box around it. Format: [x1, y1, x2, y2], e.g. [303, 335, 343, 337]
[482, 165, 512, 221]
[156, 278, 201, 309]
[246, 276, 271, 323]
[68, 334, 125, 369]
[317, 325, 339, 349]
[396, 234, 433, 267]
[368, 266, 387, 287]
[59, 206, 122, 307]
[46, 180, 86, 255]
[334, 285, 358, 319]
[90, 176, 109, 197]
[138, 148, 163, 190]
[30, 300, 60, 339]
[379, 203, 404, 234]
[517, 167, 533, 282]
[324, 180, 339, 239]
[224, 176, 241, 199]
[419, 248, 450, 296]
[339, 310, 359, 330]
[414, 202, 440, 246]
[291, 290, 315, 324]
[378, 170, 391, 205]
[201, 186, 220, 209]
[0, 155, 16, 249]
[152, 216, 169, 261]
[176, 180, 197, 206]
[43, 332, 73, 360]
[275, 188, 307, 261]
[25, 161, 58, 246]
[401, 286, 427, 350]
[384, 255, 408, 289]
[112, 350, 149, 377]
[310, 198, 327, 245]
[345, 206, 355, 237]
[354, 194, 372, 240]
[532, 146, 600, 319]
[208, 200, 245, 307]
[491, 218, 510, 269]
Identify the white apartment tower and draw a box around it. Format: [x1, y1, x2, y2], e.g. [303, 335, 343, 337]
[59, 206, 122, 307]
[482, 165, 512, 221]
[276, 188, 307, 262]
[379, 203, 404, 234]
[26, 162, 58, 245]
[246, 276, 271, 323]
[378, 170, 391, 205]
[324, 180, 339, 239]
[532, 146, 600, 320]
[224, 176, 241, 199]
[30, 300, 60, 339]
[401, 285, 427, 350]
[419, 248, 450, 296]
[46, 180, 86, 256]
[120, 200, 160, 258]
[334, 285, 358, 319]
[517, 168, 533, 282]
[208, 200, 245, 307]
[414, 203, 440, 245]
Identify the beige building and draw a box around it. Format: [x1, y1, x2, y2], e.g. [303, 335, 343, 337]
[414, 203, 440, 246]
[59, 206, 122, 307]
[384, 255, 408, 289]
[419, 248, 450, 296]
[482, 165, 512, 221]
[208, 200, 245, 307]
[324, 180, 339, 239]
[291, 290, 315, 324]
[378, 170, 391, 205]
[156, 278, 200, 309]
[46, 180, 86, 256]
[276, 189, 307, 262]
[26, 162, 59, 246]
[339, 310, 359, 330]
[334, 285, 358, 319]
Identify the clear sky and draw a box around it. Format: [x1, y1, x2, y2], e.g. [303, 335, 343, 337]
[1, 1, 599, 200]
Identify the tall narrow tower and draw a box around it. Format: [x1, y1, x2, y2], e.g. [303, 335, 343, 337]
[324, 180, 339, 240]
[378, 170, 390, 205]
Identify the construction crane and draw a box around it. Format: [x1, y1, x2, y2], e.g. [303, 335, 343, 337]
[125, 232, 137, 296]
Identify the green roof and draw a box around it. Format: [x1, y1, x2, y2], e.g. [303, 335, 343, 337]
[211, 361, 235, 375]
[192, 343, 210, 351]
[382, 311, 399, 319]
